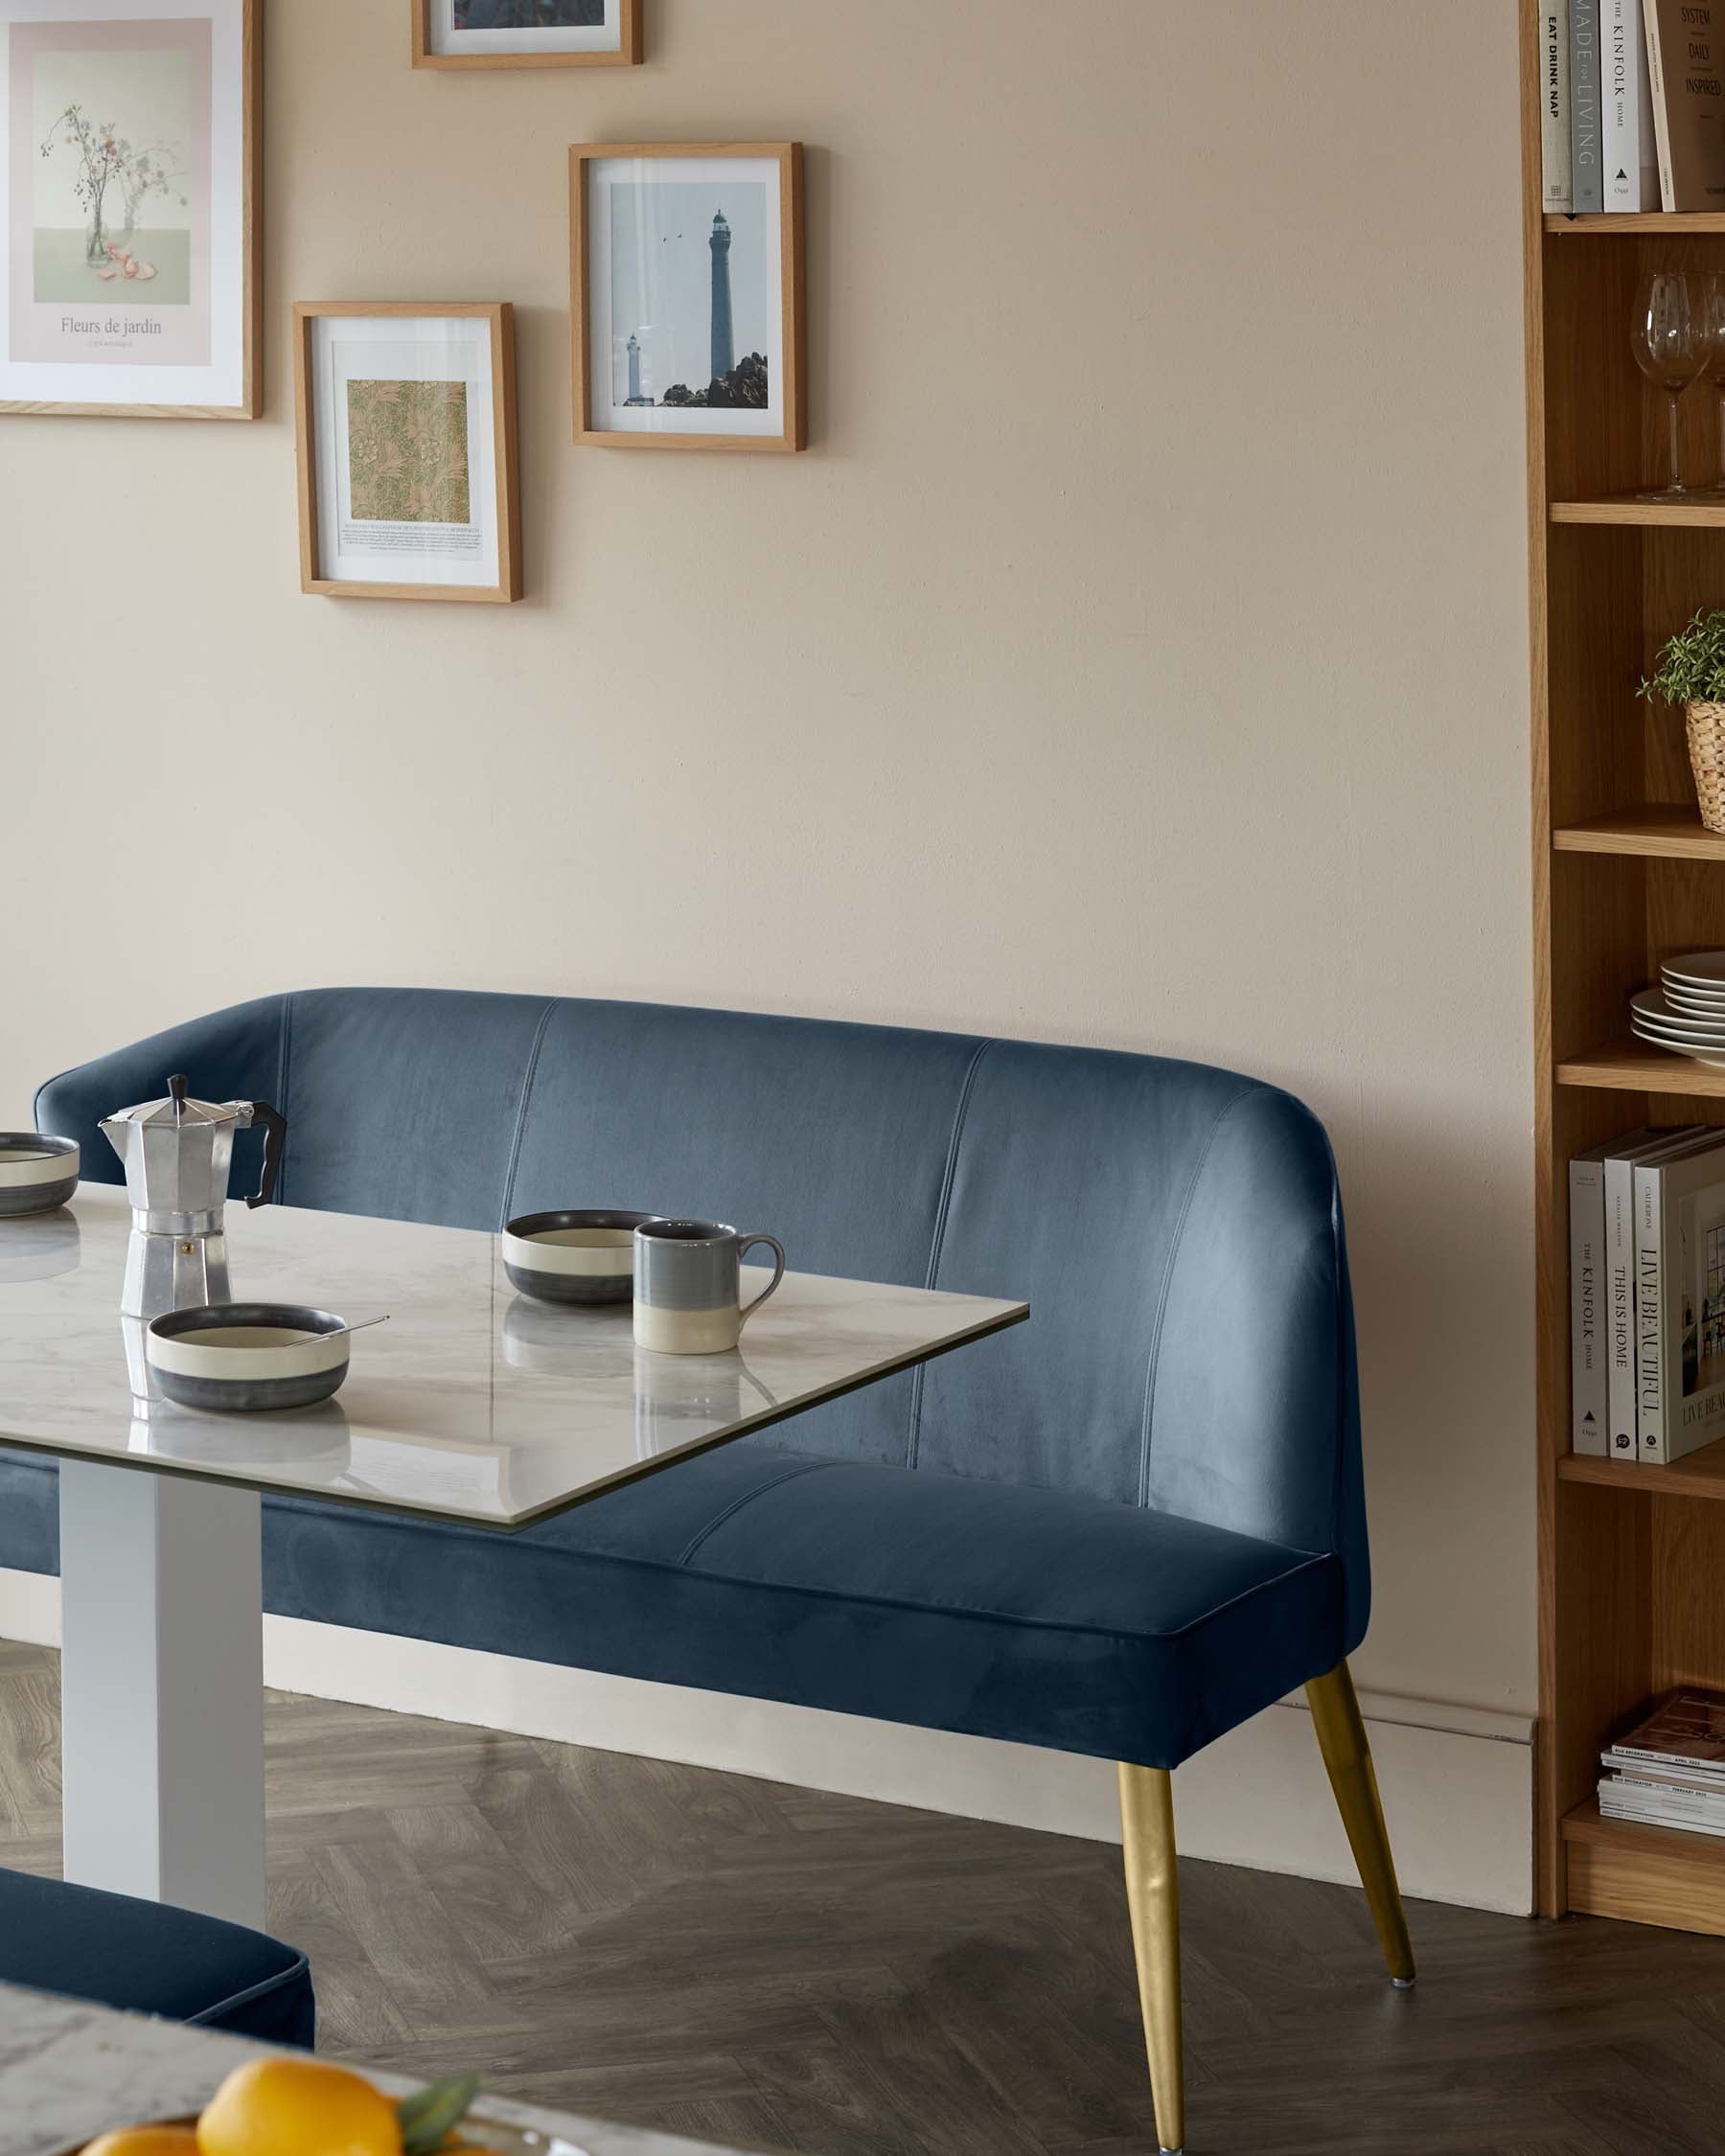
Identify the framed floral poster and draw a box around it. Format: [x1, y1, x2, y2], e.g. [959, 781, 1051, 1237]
[292, 302, 522, 605]
[0, 0, 260, 419]
[412, 0, 640, 70]
[570, 142, 805, 452]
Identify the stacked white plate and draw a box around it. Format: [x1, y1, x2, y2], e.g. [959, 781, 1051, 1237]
[1633, 952, 1725, 1068]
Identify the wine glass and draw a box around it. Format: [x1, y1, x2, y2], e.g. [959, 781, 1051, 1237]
[1699, 272, 1725, 491]
[1632, 272, 1708, 498]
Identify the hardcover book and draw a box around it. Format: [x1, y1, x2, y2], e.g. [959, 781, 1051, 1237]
[1604, 0, 1660, 207]
[1605, 1128, 1702, 1462]
[1573, 0, 1605, 210]
[1645, 0, 1725, 209]
[1635, 1135, 1725, 1463]
[1570, 1146, 1609, 1453]
[1545, 3, 1575, 211]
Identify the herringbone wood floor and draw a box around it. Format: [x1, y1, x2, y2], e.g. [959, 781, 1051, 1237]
[4, 1641, 1725, 2156]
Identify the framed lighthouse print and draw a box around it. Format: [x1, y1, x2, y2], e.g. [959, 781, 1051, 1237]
[413, 0, 641, 69]
[570, 142, 804, 452]
[0, 0, 261, 420]
[292, 302, 522, 603]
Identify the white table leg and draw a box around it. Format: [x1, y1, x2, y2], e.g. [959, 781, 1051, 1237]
[58, 1461, 265, 1932]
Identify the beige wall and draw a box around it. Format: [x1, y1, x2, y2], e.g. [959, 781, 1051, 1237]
[2, 1, 1533, 1727]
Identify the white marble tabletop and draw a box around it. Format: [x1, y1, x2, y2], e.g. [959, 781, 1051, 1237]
[0, 1186, 1025, 1531]
[0, 1984, 771, 2156]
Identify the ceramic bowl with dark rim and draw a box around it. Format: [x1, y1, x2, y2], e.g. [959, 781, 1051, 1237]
[0, 1135, 78, 1218]
[502, 1209, 654, 1306]
[146, 1303, 353, 1413]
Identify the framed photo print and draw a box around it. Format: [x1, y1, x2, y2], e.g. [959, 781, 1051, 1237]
[413, 0, 640, 70]
[292, 302, 522, 605]
[0, 0, 260, 420]
[570, 141, 804, 452]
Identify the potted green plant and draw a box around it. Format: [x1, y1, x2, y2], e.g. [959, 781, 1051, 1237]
[1641, 608, 1725, 835]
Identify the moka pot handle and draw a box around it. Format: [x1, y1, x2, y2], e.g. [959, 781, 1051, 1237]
[244, 1100, 287, 1209]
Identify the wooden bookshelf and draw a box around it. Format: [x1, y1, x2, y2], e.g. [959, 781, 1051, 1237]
[1553, 806, 1725, 859]
[1547, 214, 1725, 236]
[1552, 496, 1725, 527]
[1524, 3, 1725, 1930]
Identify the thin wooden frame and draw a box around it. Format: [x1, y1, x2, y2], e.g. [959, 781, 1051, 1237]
[570, 141, 805, 452]
[0, 0, 262, 420]
[292, 301, 522, 605]
[412, 0, 640, 69]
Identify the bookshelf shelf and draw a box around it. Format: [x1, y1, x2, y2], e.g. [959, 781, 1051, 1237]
[1559, 1436, 1725, 1497]
[1525, 2, 1725, 1935]
[1553, 808, 1725, 860]
[1551, 496, 1725, 527]
[1561, 1801, 1725, 1937]
[1545, 213, 1725, 234]
[1554, 1041, 1725, 1095]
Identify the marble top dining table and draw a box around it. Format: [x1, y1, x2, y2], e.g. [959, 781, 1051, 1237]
[0, 1183, 1026, 1529]
[0, 1181, 1026, 1933]
[0, 1984, 773, 2156]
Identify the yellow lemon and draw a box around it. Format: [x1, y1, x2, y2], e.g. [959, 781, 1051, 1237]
[197, 2058, 401, 2156]
[83, 2129, 201, 2156]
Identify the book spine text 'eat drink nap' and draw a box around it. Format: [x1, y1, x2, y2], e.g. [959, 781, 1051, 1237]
[1545, 4, 1575, 210]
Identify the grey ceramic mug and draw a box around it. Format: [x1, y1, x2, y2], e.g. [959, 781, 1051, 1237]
[633, 1218, 787, 1355]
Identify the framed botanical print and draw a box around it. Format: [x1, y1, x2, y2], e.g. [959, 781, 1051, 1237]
[570, 141, 805, 452]
[292, 302, 522, 605]
[412, 0, 640, 70]
[0, 0, 261, 419]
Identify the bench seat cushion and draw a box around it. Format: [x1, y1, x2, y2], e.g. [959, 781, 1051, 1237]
[0, 1445, 1343, 1770]
[0, 1866, 314, 2045]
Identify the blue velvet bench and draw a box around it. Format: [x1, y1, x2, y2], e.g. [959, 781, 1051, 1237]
[0, 1867, 314, 2044]
[15, 988, 1413, 2152]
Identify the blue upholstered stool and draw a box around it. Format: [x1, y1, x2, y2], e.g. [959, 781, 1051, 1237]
[0, 1869, 314, 2046]
[23, 987, 1415, 2151]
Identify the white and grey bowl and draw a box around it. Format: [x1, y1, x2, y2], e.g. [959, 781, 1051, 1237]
[146, 1303, 353, 1412]
[502, 1209, 654, 1306]
[0, 1135, 78, 1218]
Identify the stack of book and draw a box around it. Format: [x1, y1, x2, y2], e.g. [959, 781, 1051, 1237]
[1541, 1, 1725, 215]
[1601, 1691, 1725, 1834]
[1569, 1124, 1725, 1462]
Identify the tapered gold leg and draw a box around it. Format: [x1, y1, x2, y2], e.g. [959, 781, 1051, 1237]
[1117, 1763, 1184, 2154]
[1305, 1660, 1415, 1985]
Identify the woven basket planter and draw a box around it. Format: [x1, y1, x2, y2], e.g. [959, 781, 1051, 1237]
[1689, 701, 1725, 836]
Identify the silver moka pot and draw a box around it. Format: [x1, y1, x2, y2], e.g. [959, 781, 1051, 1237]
[101, 1075, 287, 1322]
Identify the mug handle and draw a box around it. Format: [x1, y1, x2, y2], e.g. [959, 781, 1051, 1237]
[736, 1234, 786, 1329]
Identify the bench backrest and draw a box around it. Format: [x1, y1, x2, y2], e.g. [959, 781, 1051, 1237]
[37, 988, 1367, 1632]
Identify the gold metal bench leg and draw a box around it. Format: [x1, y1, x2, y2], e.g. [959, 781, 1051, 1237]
[1305, 1659, 1416, 1986]
[1117, 1762, 1184, 2154]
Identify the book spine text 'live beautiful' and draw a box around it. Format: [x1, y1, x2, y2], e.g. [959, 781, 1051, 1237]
[1635, 1158, 1669, 1463]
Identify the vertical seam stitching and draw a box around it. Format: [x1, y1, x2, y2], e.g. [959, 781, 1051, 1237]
[275, 994, 295, 1205]
[907, 1038, 993, 1471]
[500, 998, 561, 1228]
[1136, 1083, 1259, 1508]
[677, 1457, 846, 1566]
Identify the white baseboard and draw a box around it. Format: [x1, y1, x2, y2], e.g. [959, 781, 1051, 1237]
[0, 1566, 1533, 1916]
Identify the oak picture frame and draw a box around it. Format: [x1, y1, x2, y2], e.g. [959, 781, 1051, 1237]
[292, 300, 522, 605]
[0, 0, 263, 420]
[411, 0, 641, 70]
[570, 141, 805, 453]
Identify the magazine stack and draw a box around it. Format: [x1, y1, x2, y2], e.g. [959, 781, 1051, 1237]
[1601, 1691, 1725, 1834]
